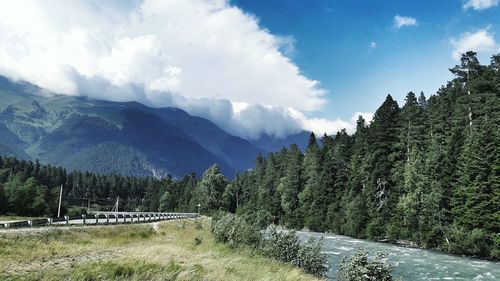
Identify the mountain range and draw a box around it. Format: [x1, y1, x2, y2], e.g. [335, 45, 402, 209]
[0, 76, 308, 178]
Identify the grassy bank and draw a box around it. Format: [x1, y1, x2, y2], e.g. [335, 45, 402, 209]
[0, 218, 321, 281]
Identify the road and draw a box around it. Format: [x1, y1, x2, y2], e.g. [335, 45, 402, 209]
[0, 212, 199, 229]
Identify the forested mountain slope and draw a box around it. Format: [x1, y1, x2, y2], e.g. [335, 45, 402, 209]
[0, 76, 263, 177]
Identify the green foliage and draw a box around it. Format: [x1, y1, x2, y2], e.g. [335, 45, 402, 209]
[338, 249, 395, 281]
[66, 207, 87, 217]
[211, 214, 328, 277]
[0, 156, 200, 217]
[241, 209, 274, 229]
[261, 226, 328, 277]
[446, 225, 495, 257]
[231, 52, 500, 260]
[3, 174, 50, 216]
[193, 164, 228, 213]
[211, 213, 261, 249]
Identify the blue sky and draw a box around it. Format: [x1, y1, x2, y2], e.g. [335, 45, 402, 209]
[232, 0, 500, 120]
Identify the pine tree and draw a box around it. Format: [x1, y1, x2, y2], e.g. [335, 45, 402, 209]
[453, 117, 498, 233]
[299, 133, 322, 230]
[343, 116, 369, 237]
[365, 95, 401, 239]
[278, 144, 303, 228]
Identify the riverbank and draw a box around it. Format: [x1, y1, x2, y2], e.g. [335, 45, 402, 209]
[298, 228, 499, 262]
[0, 217, 320, 281]
[297, 230, 500, 280]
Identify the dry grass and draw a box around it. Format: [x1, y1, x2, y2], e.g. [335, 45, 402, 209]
[0, 218, 322, 281]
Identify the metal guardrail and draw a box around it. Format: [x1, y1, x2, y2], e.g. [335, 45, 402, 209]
[1, 212, 199, 229]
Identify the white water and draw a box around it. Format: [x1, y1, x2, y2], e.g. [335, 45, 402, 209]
[297, 231, 500, 280]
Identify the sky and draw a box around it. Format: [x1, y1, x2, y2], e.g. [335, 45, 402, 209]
[0, 0, 499, 139]
[232, 0, 500, 121]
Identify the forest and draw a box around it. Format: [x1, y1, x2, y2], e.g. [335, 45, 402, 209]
[0, 52, 498, 260]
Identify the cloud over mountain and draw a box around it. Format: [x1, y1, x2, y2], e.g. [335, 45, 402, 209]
[0, 0, 361, 138]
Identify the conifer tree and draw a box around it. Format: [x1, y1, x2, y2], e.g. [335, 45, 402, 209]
[299, 133, 322, 230]
[365, 95, 400, 238]
[278, 144, 303, 228]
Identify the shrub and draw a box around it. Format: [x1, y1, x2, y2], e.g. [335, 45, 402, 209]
[447, 225, 494, 257]
[491, 233, 500, 259]
[261, 226, 301, 263]
[211, 214, 328, 277]
[261, 226, 327, 277]
[67, 207, 87, 216]
[337, 249, 394, 281]
[211, 213, 261, 249]
[295, 237, 328, 277]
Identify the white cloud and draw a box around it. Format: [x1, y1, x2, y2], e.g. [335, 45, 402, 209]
[0, 0, 365, 139]
[394, 15, 417, 29]
[0, 0, 325, 112]
[463, 0, 499, 10]
[450, 29, 498, 59]
[177, 98, 373, 139]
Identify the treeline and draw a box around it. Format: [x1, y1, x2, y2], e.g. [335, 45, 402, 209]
[0, 157, 199, 216]
[228, 52, 499, 260]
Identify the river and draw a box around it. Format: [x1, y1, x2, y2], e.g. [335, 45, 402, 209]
[297, 231, 500, 280]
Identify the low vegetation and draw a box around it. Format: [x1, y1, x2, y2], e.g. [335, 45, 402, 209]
[337, 249, 395, 281]
[0, 218, 320, 281]
[211, 214, 328, 277]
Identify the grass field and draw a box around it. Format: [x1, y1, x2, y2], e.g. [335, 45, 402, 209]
[0, 218, 321, 281]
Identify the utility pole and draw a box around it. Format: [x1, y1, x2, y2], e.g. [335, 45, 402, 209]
[57, 185, 63, 218]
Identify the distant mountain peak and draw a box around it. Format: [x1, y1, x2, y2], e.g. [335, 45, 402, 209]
[0, 76, 267, 178]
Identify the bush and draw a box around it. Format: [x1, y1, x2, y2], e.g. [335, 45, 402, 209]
[261, 226, 301, 263]
[211, 213, 261, 249]
[337, 249, 394, 281]
[447, 225, 494, 257]
[491, 233, 500, 259]
[261, 226, 327, 277]
[211, 214, 328, 277]
[67, 207, 87, 216]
